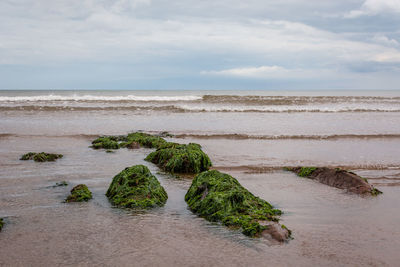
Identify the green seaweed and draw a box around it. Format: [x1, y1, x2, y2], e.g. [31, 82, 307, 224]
[297, 167, 317, 177]
[66, 184, 92, 202]
[91, 132, 167, 150]
[0, 218, 3, 232]
[20, 152, 63, 162]
[145, 143, 212, 174]
[122, 132, 167, 149]
[371, 188, 383, 196]
[106, 165, 168, 209]
[20, 152, 36, 160]
[92, 136, 121, 149]
[185, 170, 284, 237]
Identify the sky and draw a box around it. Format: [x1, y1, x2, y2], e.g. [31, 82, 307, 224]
[1, 0, 400, 90]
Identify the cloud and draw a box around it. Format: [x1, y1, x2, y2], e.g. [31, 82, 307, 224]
[202, 66, 287, 78]
[345, 0, 400, 18]
[0, 0, 400, 89]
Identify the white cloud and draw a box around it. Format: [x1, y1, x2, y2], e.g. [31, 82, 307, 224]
[345, 0, 400, 18]
[372, 34, 399, 47]
[202, 66, 288, 78]
[202, 66, 337, 80]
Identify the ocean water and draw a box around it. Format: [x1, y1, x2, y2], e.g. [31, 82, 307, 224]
[1, 90, 400, 266]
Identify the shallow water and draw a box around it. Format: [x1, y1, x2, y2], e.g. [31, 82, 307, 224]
[1, 90, 400, 266]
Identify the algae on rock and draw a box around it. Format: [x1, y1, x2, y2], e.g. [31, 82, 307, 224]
[185, 170, 290, 239]
[106, 165, 168, 208]
[66, 184, 92, 202]
[20, 152, 63, 162]
[91, 132, 167, 150]
[91, 136, 122, 149]
[145, 143, 212, 174]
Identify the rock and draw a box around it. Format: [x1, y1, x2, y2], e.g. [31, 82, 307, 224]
[259, 222, 291, 242]
[288, 167, 382, 195]
[126, 141, 140, 149]
[66, 184, 92, 202]
[145, 142, 212, 174]
[54, 181, 68, 187]
[106, 165, 168, 208]
[185, 170, 290, 241]
[20, 152, 63, 162]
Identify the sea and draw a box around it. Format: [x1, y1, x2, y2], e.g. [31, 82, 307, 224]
[1, 90, 400, 266]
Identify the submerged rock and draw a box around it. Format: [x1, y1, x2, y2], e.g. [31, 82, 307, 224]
[20, 152, 63, 162]
[106, 165, 168, 208]
[145, 143, 212, 174]
[54, 181, 68, 187]
[66, 184, 92, 202]
[287, 167, 382, 195]
[185, 170, 290, 241]
[0, 218, 3, 231]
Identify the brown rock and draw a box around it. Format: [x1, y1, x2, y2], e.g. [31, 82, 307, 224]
[259, 221, 291, 242]
[127, 141, 140, 149]
[289, 167, 382, 195]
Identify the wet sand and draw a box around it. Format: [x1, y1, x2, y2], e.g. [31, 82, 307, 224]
[1, 91, 400, 266]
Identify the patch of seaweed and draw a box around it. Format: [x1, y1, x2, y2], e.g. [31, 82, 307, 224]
[91, 132, 167, 150]
[20, 152, 63, 162]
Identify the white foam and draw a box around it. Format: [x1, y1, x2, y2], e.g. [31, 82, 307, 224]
[0, 94, 203, 102]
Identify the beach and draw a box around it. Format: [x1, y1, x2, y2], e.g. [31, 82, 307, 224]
[1, 90, 400, 266]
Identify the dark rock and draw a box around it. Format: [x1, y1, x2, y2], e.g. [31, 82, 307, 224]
[288, 167, 382, 195]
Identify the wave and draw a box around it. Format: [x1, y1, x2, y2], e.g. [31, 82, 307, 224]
[2, 105, 400, 113]
[174, 133, 400, 140]
[1, 94, 400, 104]
[0, 94, 202, 102]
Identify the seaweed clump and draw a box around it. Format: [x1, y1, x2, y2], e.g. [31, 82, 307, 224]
[145, 143, 212, 174]
[66, 184, 92, 202]
[91, 136, 122, 149]
[297, 167, 317, 177]
[185, 170, 290, 240]
[20, 152, 63, 162]
[122, 132, 167, 149]
[106, 165, 168, 209]
[91, 132, 167, 150]
[287, 167, 383, 195]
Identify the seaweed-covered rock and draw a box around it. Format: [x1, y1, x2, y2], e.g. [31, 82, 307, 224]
[92, 136, 121, 149]
[106, 165, 168, 208]
[287, 167, 382, 195]
[145, 143, 212, 174]
[185, 170, 290, 240]
[20, 152, 63, 162]
[91, 132, 166, 150]
[122, 132, 166, 149]
[0, 218, 3, 231]
[66, 184, 92, 202]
